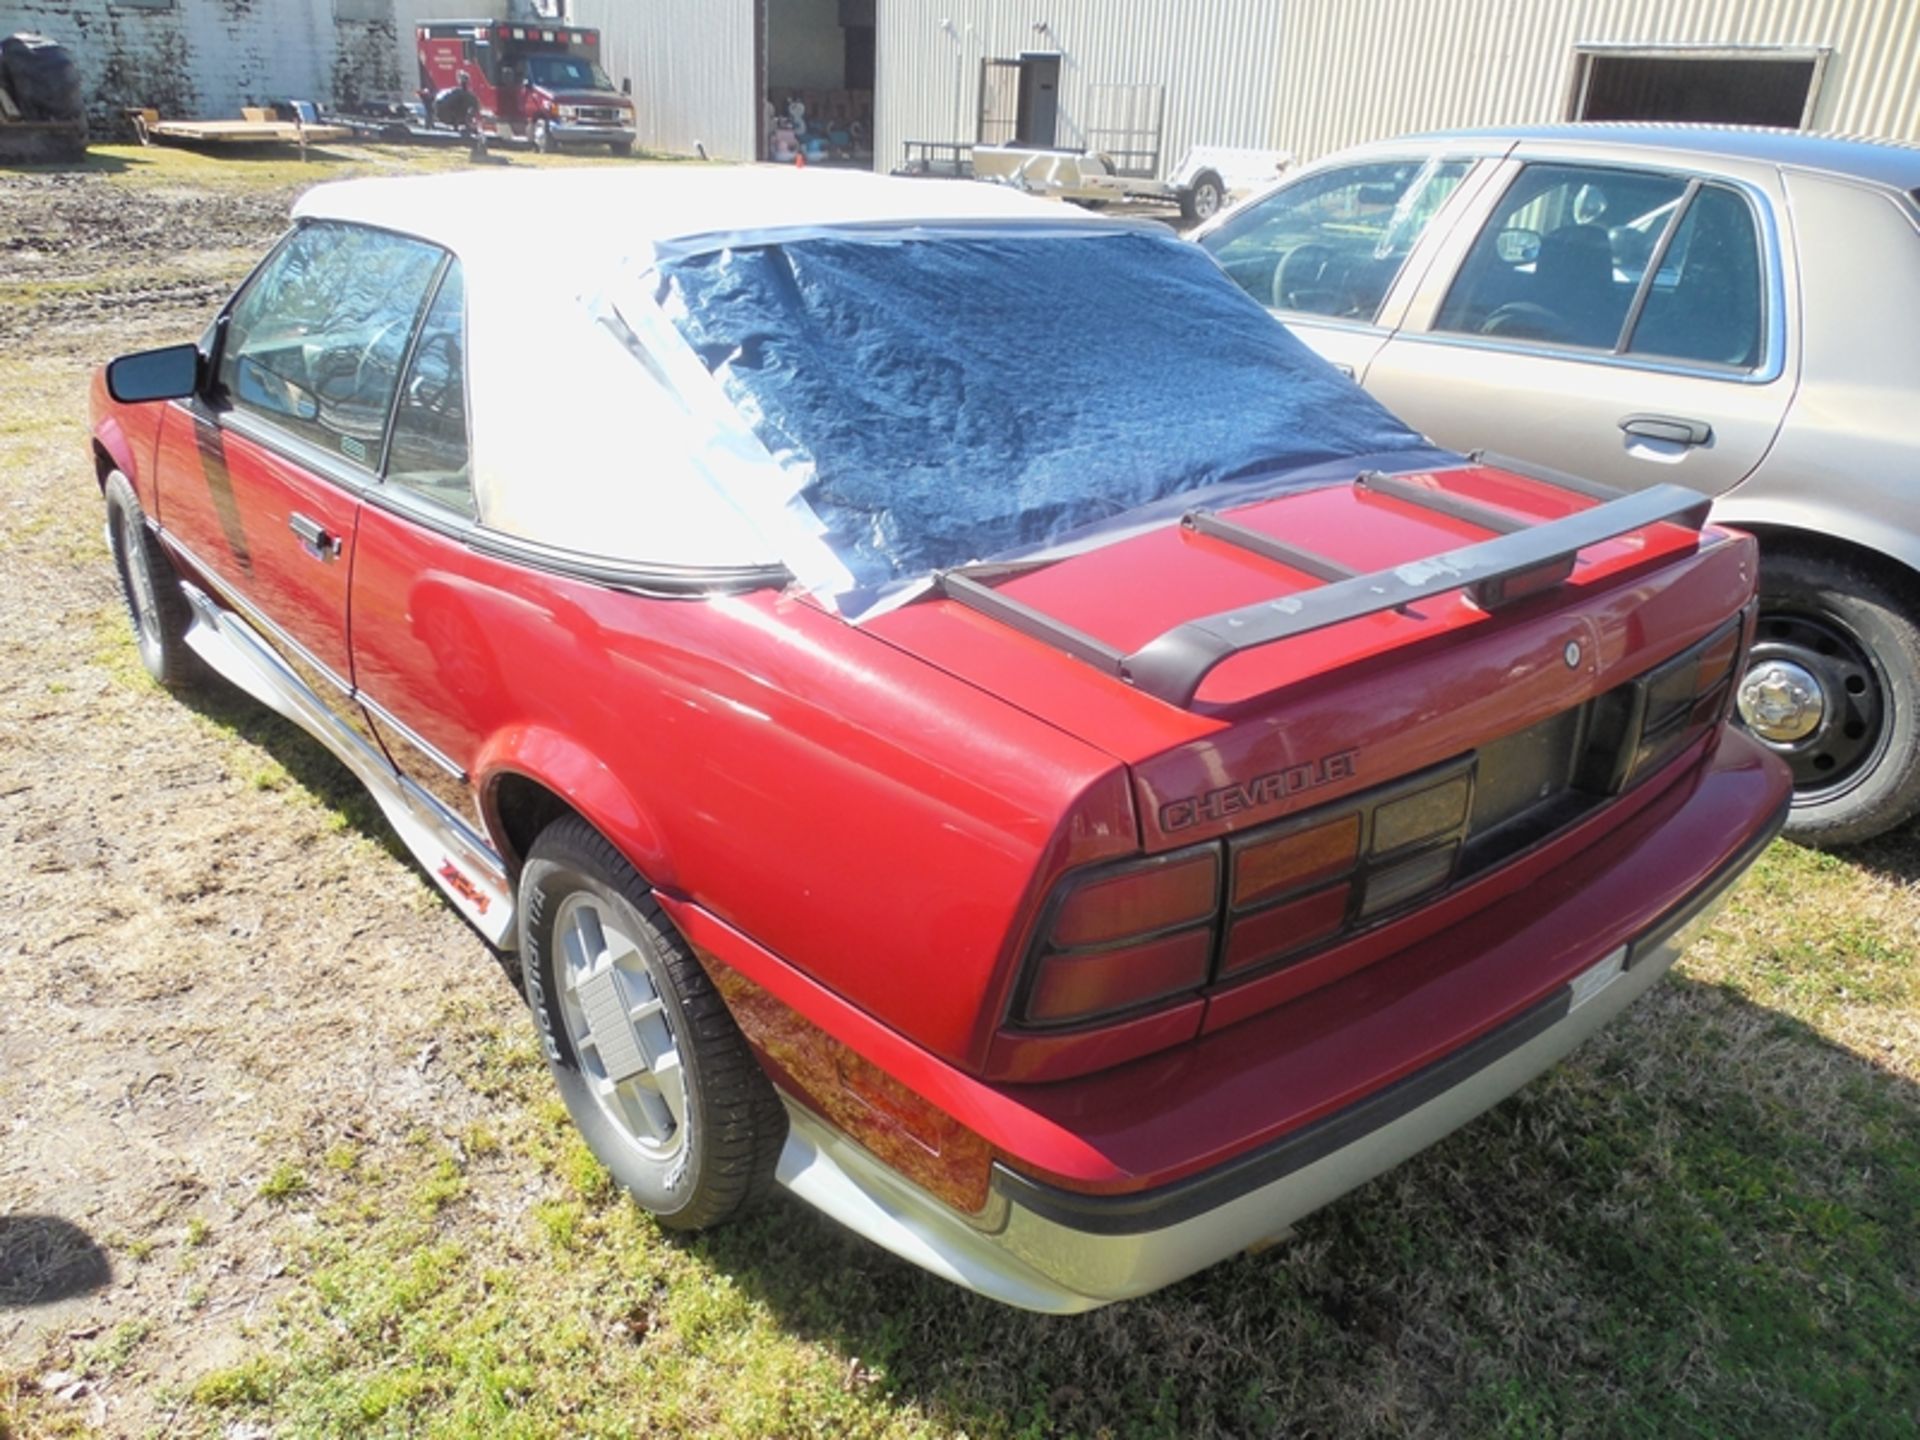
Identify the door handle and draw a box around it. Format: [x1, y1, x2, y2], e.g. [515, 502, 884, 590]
[289, 512, 342, 560]
[1620, 414, 1712, 447]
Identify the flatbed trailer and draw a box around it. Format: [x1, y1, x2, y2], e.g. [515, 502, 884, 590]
[129, 106, 349, 152]
[972, 144, 1293, 223]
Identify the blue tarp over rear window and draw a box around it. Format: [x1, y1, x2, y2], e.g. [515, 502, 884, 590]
[656, 230, 1434, 614]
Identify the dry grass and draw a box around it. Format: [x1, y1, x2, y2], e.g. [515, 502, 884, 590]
[1, 144, 1916, 1439]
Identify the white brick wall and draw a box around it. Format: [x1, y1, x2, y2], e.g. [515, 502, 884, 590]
[0, 0, 406, 127]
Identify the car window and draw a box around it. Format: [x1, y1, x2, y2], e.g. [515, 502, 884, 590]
[1202, 157, 1472, 322]
[1434, 164, 1690, 351]
[1624, 185, 1764, 370]
[384, 263, 474, 517]
[217, 222, 444, 467]
[523, 54, 614, 91]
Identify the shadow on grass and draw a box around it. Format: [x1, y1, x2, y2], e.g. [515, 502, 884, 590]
[169, 671, 518, 987]
[0, 148, 153, 177]
[1846, 822, 1920, 886]
[0, 1216, 111, 1308]
[669, 975, 1920, 1437]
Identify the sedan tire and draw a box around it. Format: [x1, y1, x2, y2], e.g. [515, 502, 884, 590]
[1741, 549, 1920, 847]
[104, 471, 201, 689]
[519, 817, 785, 1229]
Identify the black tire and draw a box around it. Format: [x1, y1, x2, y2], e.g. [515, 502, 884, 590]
[104, 470, 201, 689]
[609, 140, 633, 157]
[1180, 169, 1225, 224]
[1744, 548, 1920, 848]
[519, 817, 785, 1230]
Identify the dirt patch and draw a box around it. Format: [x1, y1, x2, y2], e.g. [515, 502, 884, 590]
[0, 146, 534, 1438]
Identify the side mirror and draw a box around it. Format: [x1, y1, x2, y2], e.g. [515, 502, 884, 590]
[105, 343, 201, 404]
[1494, 227, 1543, 265]
[621, 76, 632, 96]
[232, 355, 319, 423]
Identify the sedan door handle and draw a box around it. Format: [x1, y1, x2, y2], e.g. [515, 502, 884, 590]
[289, 512, 342, 560]
[1620, 414, 1712, 447]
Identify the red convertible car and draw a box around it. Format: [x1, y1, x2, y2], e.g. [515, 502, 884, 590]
[90, 167, 1788, 1311]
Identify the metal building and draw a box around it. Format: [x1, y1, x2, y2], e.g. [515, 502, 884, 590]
[576, 0, 1920, 172]
[1265, 0, 1920, 161]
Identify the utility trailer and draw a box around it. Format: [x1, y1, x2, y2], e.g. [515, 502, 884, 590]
[130, 104, 348, 154]
[970, 144, 1293, 223]
[324, 99, 513, 149]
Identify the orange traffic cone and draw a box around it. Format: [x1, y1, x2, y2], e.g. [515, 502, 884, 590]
[795, 151, 806, 168]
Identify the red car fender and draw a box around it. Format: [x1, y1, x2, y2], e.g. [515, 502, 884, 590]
[88, 377, 152, 504]
[474, 724, 676, 890]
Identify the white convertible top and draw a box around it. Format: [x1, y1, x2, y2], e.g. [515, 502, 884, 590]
[293, 163, 1129, 266]
[290, 166, 1159, 596]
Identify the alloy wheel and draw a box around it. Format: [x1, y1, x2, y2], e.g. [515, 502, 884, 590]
[117, 505, 162, 649]
[551, 891, 689, 1162]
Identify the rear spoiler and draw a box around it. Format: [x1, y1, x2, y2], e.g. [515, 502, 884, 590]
[936, 461, 1711, 708]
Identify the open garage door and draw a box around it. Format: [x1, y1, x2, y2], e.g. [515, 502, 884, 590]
[761, 0, 875, 166]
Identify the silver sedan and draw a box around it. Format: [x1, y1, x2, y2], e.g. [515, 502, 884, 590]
[1197, 124, 1920, 846]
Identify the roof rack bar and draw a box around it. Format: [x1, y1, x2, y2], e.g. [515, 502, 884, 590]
[1181, 509, 1359, 582]
[1122, 482, 1711, 708]
[1357, 470, 1529, 535]
[1467, 449, 1625, 503]
[936, 569, 1128, 675]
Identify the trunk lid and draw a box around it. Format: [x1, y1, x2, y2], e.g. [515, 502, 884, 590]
[865, 461, 1754, 851]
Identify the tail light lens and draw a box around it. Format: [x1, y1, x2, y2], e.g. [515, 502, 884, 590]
[1224, 764, 1466, 976]
[1626, 615, 1744, 786]
[1018, 847, 1218, 1026]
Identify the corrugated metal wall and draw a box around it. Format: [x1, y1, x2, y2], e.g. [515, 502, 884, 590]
[569, 0, 757, 160]
[874, 0, 1284, 177]
[870, 0, 1919, 177]
[1270, 0, 1920, 160]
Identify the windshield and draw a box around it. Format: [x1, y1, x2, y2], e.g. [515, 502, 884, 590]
[655, 231, 1432, 614]
[523, 53, 614, 91]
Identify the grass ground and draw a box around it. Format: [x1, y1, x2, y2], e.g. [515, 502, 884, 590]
[1, 143, 1916, 1439]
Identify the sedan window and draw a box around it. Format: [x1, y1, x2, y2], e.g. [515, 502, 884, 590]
[1202, 158, 1472, 322]
[385, 262, 474, 517]
[1435, 164, 1690, 351]
[1624, 185, 1763, 370]
[216, 222, 444, 467]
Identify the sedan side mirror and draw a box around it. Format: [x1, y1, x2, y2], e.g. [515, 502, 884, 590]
[105, 342, 201, 404]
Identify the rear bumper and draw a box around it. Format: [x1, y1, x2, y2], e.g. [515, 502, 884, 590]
[774, 746, 1788, 1312]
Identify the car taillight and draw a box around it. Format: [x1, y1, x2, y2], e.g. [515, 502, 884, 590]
[1009, 615, 1748, 1031]
[1625, 614, 1744, 786]
[1018, 847, 1219, 1026]
[1223, 764, 1467, 976]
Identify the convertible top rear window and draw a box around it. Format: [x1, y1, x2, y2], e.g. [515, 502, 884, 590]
[656, 232, 1431, 614]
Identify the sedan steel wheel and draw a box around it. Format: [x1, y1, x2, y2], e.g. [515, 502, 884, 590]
[1738, 611, 1888, 799]
[551, 892, 689, 1162]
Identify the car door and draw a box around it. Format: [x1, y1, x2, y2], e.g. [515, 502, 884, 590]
[1198, 152, 1495, 378]
[343, 259, 505, 843]
[1361, 154, 1797, 496]
[154, 221, 446, 709]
